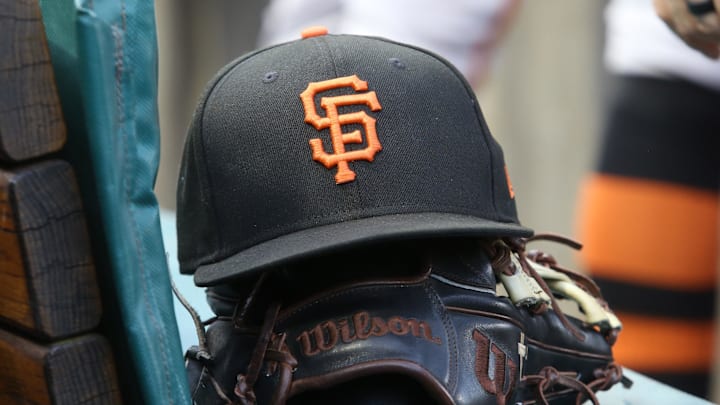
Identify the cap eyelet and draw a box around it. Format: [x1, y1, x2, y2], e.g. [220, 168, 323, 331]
[389, 58, 406, 70]
[262, 71, 279, 83]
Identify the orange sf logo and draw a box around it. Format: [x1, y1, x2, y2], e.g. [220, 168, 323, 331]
[300, 75, 382, 184]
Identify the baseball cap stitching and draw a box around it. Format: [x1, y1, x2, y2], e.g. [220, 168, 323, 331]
[314, 35, 340, 78]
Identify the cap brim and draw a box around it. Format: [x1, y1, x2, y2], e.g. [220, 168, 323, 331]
[193, 212, 533, 286]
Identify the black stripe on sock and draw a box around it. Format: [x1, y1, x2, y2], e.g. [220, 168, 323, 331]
[595, 277, 716, 320]
[598, 75, 720, 191]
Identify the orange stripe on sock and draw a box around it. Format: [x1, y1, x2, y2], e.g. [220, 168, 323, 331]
[613, 312, 715, 372]
[576, 174, 719, 290]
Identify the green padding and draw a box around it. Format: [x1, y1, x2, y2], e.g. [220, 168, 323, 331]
[39, 1, 190, 404]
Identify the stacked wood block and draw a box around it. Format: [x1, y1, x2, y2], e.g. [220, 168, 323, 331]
[0, 0, 122, 403]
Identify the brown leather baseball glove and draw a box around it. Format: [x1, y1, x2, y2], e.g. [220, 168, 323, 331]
[182, 236, 631, 405]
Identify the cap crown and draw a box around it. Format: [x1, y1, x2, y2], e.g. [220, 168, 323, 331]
[177, 34, 528, 284]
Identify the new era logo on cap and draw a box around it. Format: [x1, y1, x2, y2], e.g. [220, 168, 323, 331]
[301, 75, 382, 184]
[176, 28, 531, 286]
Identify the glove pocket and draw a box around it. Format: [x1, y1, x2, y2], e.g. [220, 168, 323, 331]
[261, 280, 459, 404]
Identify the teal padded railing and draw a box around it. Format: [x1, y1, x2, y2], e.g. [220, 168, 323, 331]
[38, 1, 190, 404]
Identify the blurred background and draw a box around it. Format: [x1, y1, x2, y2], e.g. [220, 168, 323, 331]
[152, 0, 719, 401]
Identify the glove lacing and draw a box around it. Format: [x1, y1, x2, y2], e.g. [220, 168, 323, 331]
[523, 366, 599, 405]
[234, 301, 282, 405]
[521, 362, 631, 405]
[485, 234, 633, 403]
[487, 235, 586, 341]
[232, 273, 297, 405]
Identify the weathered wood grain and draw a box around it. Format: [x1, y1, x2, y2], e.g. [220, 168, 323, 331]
[0, 0, 67, 162]
[0, 329, 123, 404]
[0, 160, 101, 339]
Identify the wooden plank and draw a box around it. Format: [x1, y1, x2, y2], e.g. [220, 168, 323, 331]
[0, 0, 67, 162]
[0, 160, 101, 339]
[0, 329, 123, 404]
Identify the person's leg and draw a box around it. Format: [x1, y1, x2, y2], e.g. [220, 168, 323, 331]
[576, 75, 720, 398]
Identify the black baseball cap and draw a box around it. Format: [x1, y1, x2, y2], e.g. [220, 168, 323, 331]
[177, 27, 532, 286]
